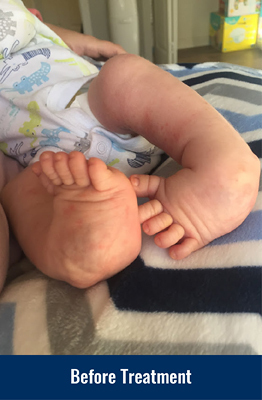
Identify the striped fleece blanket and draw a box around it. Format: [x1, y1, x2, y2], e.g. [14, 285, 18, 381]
[0, 62, 261, 355]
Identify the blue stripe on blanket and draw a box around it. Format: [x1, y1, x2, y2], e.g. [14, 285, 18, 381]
[209, 210, 262, 246]
[181, 71, 262, 88]
[107, 260, 262, 315]
[248, 140, 262, 159]
[177, 63, 198, 69]
[167, 65, 262, 80]
[216, 109, 262, 134]
[164, 67, 222, 78]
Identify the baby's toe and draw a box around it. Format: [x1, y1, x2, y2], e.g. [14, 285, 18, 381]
[169, 237, 201, 260]
[53, 152, 75, 185]
[68, 151, 90, 187]
[31, 161, 42, 177]
[39, 152, 63, 185]
[138, 199, 163, 224]
[130, 174, 161, 198]
[143, 212, 173, 236]
[88, 158, 123, 192]
[38, 173, 56, 195]
[154, 223, 185, 248]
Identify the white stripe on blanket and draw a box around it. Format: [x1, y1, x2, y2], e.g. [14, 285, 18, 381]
[241, 130, 262, 142]
[95, 301, 262, 354]
[140, 237, 262, 270]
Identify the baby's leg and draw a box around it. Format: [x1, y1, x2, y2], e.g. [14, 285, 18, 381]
[87, 54, 260, 259]
[1, 152, 141, 288]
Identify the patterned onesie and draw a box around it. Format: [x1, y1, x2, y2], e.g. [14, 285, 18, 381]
[0, 0, 162, 176]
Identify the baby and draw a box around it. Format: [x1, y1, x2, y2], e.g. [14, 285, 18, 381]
[0, 0, 260, 289]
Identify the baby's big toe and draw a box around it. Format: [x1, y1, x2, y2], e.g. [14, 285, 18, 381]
[130, 174, 161, 198]
[87, 157, 119, 192]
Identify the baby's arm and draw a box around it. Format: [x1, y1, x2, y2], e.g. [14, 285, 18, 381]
[45, 23, 126, 60]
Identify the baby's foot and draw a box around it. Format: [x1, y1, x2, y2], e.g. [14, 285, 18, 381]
[32, 151, 141, 288]
[130, 173, 198, 260]
[130, 165, 259, 260]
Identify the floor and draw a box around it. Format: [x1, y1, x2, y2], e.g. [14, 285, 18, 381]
[178, 45, 262, 70]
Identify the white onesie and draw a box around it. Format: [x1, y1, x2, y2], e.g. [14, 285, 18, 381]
[0, 0, 162, 176]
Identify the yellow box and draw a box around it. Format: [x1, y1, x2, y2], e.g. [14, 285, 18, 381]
[210, 12, 259, 52]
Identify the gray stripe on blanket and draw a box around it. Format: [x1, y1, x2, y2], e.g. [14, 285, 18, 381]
[46, 280, 95, 355]
[46, 281, 257, 356]
[196, 84, 262, 105]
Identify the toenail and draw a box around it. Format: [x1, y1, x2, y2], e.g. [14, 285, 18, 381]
[55, 153, 63, 160]
[169, 250, 177, 260]
[41, 153, 51, 160]
[131, 176, 140, 187]
[143, 223, 149, 234]
[69, 152, 77, 158]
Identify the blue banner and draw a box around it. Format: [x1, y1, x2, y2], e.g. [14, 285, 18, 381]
[0, 356, 261, 400]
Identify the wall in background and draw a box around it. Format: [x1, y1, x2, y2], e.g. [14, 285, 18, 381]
[87, 0, 219, 50]
[177, 0, 218, 49]
[23, 0, 219, 51]
[88, 0, 110, 40]
[24, 0, 82, 32]
[23, 0, 36, 8]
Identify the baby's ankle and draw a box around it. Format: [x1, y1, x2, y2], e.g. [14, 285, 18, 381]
[218, 151, 260, 215]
